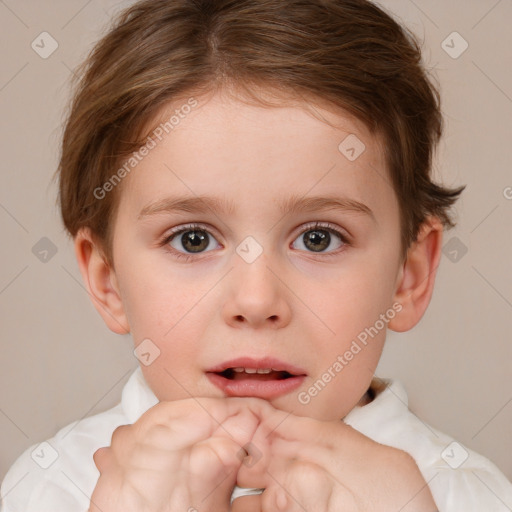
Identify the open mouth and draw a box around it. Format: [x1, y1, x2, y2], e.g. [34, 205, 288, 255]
[217, 368, 295, 381]
[206, 358, 306, 399]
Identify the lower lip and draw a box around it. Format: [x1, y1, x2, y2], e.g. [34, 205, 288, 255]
[206, 372, 306, 400]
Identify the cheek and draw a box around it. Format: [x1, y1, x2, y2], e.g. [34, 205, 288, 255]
[307, 261, 396, 340]
[114, 234, 219, 338]
[116, 262, 190, 342]
[296, 329, 386, 421]
[118, 264, 220, 378]
[122, 267, 209, 400]
[292, 259, 396, 414]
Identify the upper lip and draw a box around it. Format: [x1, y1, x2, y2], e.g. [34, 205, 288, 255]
[207, 356, 307, 375]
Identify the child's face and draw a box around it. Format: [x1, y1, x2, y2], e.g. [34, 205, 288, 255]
[107, 89, 405, 421]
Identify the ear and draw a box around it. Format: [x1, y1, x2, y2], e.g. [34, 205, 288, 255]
[388, 216, 443, 332]
[74, 227, 130, 334]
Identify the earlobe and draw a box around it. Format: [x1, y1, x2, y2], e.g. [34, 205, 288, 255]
[74, 228, 130, 334]
[388, 217, 443, 332]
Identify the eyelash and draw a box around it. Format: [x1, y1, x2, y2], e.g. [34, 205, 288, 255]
[160, 222, 351, 262]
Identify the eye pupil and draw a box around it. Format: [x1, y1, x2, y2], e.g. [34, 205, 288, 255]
[182, 231, 208, 252]
[304, 230, 330, 252]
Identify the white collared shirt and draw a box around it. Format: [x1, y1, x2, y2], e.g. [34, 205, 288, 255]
[1, 367, 511, 511]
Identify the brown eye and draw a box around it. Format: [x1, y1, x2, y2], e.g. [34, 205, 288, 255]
[165, 225, 220, 255]
[292, 223, 347, 254]
[302, 229, 331, 252]
[177, 230, 209, 253]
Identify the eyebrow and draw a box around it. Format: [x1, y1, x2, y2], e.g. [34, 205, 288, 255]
[138, 194, 374, 221]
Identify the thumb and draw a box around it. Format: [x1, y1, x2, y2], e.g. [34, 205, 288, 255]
[231, 494, 262, 512]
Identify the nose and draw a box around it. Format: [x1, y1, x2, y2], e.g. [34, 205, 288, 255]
[222, 251, 292, 330]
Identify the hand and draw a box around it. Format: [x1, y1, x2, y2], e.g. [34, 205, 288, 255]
[233, 408, 438, 511]
[88, 397, 271, 512]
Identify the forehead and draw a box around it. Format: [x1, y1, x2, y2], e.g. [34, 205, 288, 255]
[117, 90, 397, 223]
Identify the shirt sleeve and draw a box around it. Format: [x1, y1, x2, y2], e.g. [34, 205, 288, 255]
[1, 407, 126, 512]
[424, 452, 512, 511]
[390, 416, 512, 510]
[1, 441, 92, 512]
[1, 368, 148, 512]
[343, 379, 512, 512]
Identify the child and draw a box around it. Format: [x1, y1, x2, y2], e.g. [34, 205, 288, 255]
[2, 0, 511, 510]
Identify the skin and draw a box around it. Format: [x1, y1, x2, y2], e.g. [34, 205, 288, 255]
[77, 87, 443, 510]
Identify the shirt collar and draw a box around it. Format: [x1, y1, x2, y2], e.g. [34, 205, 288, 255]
[121, 366, 159, 423]
[344, 377, 409, 436]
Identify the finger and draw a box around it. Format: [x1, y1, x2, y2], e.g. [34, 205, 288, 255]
[189, 436, 249, 479]
[92, 447, 113, 473]
[262, 460, 339, 512]
[138, 397, 268, 449]
[260, 409, 333, 443]
[231, 494, 262, 512]
[281, 423, 384, 478]
[260, 417, 370, 470]
[108, 423, 134, 455]
[237, 419, 344, 492]
[188, 435, 260, 510]
[235, 414, 274, 488]
[148, 396, 270, 426]
[235, 409, 320, 489]
[212, 403, 262, 447]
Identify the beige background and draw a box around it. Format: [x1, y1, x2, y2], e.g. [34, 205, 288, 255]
[1, 0, 511, 487]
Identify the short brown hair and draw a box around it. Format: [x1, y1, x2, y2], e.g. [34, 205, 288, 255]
[56, 0, 464, 265]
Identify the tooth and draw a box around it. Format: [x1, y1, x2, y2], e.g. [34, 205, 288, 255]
[233, 367, 245, 373]
[244, 368, 257, 374]
[257, 368, 272, 374]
